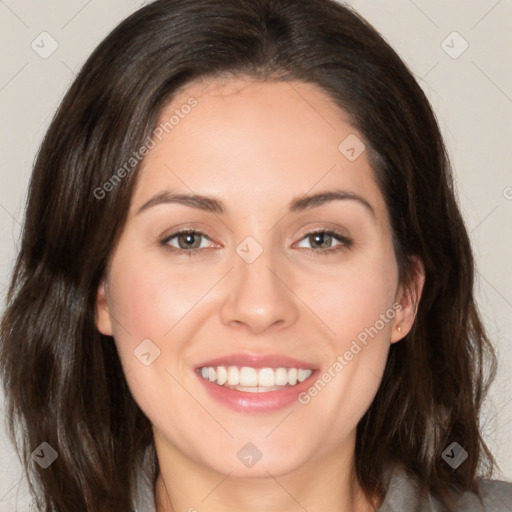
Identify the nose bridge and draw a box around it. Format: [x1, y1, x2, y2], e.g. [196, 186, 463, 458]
[219, 234, 298, 333]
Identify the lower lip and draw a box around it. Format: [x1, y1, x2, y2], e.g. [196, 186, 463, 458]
[196, 370, 317, 413]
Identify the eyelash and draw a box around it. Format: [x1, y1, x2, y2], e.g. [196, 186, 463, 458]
[159, 228, 353, 257]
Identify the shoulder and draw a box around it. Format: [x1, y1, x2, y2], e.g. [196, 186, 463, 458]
[457, 478, 512, 511]
[133, 447, 158, 512]
[379, 465, 512, 512]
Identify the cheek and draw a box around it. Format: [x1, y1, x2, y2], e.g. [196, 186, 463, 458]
[294, 258, 397, 443]
[305, 252, 398, 344]
[105, 248, 220, 409]
[108, 231, 398, 358]
[107, 248, 209, 343]
[105, 256, 198, 429]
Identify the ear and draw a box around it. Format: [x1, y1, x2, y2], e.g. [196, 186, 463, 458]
[390, 255, 425, 344]
[95, 279, 113, 336]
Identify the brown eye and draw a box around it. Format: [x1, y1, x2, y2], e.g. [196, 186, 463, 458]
[296, 230, 353, 255]
[308, 232, 336, 250]
[161, 230, 211, 252]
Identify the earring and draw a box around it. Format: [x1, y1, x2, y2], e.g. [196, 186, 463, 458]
[397, 325, 402, 333]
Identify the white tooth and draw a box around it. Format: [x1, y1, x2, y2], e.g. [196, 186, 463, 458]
[297, 369, 312, 382]
[288, 368, 298, 385]
[227, 366, 240, 386]
[216, 366, 227, 385]
[239, 367, 258, 386]
[206, 365, 311, 388]
[236, 386, 260, 393]
[234, 385, 281, 393]
[258, 367, 275, 387]
[275, 367, 288, 386]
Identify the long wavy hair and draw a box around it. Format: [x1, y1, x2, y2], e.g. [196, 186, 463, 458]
[0, 0, 499, 510]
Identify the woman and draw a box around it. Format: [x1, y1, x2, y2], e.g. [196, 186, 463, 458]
[1, 0, 511, 511]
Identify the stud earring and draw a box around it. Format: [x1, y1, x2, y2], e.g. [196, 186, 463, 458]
[397, 325, 403, 333]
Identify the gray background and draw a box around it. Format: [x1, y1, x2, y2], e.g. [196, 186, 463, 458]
[1, 0, 511, 509]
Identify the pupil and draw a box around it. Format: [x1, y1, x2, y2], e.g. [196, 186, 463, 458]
[313, 233, 330, 249]
[181, 233, 199, 248]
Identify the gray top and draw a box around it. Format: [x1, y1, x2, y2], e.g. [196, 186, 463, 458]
[133, 457, 512, 512]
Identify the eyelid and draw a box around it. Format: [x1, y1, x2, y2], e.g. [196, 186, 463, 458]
[159, 226, 353, 256]
[293, 228, 353, 253]
[159, 228, 216, 250]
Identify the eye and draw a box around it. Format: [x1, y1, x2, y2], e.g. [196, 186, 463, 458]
[159, 228, 353, 256]
[296, 229, 353, 255]
[160, 230, 212, 255]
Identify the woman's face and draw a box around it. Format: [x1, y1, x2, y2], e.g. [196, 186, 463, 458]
[96, 77, 421, 477]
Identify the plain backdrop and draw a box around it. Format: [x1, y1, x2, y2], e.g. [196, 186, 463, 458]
[0, 0, 511, 509]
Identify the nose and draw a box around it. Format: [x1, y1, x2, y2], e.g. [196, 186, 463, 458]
[219, 241, 299, 335]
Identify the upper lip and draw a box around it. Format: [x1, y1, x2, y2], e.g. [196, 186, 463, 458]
[195, 352, 318, 370]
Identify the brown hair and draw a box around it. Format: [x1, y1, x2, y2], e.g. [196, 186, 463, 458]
[0, 0, 499, 510]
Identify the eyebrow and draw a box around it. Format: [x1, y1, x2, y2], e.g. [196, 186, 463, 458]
[136, 189, 375, 218]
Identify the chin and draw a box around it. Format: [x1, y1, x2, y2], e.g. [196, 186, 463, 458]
[192, 435, 314, 478]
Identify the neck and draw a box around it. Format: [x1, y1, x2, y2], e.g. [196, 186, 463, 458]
[153, 432, 379, 512]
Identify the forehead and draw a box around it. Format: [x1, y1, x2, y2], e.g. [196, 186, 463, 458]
[131, 77, 387, 223]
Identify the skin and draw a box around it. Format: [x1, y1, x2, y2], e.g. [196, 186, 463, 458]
[95, 76, 424, 512]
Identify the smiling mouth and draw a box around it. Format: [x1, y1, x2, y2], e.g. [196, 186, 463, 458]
[198, 365, 313, 393]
